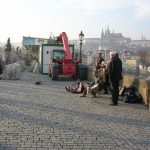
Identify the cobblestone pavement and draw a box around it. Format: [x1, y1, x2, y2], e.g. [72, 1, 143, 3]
[0, 72, 150, 150]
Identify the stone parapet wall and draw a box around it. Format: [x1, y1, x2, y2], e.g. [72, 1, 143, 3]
[87, 67, 150, 112]
[87, 67, 95, 81]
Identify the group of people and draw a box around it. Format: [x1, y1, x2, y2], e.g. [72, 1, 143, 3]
[65, 51, 123, 106]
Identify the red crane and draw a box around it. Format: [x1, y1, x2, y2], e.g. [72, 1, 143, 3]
[49, 32, 76, 80]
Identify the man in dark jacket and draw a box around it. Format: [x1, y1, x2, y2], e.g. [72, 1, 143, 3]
[108, 51, 122, 105]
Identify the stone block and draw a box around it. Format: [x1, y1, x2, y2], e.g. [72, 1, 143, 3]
[3, 63, 21, 80]
[123, 75, 136, 87]
[141, 87, 149, 105]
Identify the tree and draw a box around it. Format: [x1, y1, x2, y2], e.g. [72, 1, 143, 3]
[4, 37, 12, 65]
[5, 37, 11, 52]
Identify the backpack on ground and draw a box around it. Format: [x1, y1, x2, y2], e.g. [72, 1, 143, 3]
[122, 86, 142, 103]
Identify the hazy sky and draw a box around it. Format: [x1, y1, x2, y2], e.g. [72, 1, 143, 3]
[0, 0, 150, 42]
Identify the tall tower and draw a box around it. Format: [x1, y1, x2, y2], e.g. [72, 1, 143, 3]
[101, 29, 104, 50]
[101, 29, 104, 37]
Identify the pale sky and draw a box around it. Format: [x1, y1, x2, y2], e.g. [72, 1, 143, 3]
[0, 0, 150, 42]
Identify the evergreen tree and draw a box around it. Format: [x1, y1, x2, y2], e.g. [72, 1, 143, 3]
[4, 37, 11, 64]
[5, 37, 11, 52]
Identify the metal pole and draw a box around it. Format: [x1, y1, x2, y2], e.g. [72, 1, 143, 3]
[104, 49, 106, 61]
[79, 42, 82, 63]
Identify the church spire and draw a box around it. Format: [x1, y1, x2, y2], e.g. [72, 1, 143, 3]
[107, 25, 110, 34]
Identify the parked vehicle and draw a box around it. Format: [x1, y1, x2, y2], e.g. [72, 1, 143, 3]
[48, 32, 87, 80]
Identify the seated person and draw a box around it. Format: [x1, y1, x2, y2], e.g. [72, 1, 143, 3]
[80, 70, 103, 97]
[65, 79, 85, 93]
[90, 70, 104, 97]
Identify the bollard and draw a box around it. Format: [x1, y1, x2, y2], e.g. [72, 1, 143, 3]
[33, 62, 41, 85]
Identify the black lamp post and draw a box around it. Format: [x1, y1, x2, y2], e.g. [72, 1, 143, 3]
[79, 30, 84, 63]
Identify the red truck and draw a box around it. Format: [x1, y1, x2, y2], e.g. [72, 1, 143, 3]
[49, 32, 87, 80]
[49, 32, 77, 80]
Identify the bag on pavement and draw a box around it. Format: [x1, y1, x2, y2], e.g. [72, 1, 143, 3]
[122, 86, 142, 103]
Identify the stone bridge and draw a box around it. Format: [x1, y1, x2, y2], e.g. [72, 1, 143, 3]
[0, 72, 150, 150]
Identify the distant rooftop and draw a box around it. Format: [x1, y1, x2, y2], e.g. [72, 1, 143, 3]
[22, 36, 50, 46]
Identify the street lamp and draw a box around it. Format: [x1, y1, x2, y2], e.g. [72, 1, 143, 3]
[79, 30, 84, 63]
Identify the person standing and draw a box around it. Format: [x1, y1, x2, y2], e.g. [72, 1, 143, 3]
[101, 64, 109, 94]
[107, 51, 122, 105]
[95, 53, 104, 71]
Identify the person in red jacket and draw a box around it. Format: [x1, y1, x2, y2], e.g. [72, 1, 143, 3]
[96, 53, 104, 70]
